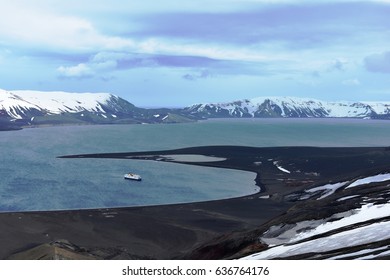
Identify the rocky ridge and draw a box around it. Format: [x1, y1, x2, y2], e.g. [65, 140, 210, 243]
[183, 96, 390, 119]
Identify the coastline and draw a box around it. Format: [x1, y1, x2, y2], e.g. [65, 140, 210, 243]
[1, 188, 282, 260]
[2, 145, 390, 259]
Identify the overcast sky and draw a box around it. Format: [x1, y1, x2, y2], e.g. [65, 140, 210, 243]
[0, 0, 389, 107]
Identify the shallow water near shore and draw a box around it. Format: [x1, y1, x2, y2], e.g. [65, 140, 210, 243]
[1, 118, 390, 211]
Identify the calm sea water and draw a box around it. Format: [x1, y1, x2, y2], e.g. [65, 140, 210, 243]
[0, 118, 389, 212]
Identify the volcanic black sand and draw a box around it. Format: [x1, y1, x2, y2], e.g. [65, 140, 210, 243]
[1, 146, 390, 259]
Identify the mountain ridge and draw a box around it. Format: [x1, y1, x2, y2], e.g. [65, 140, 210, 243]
[0, 89, 195, 129]
[2, 89, 390, 130]
[182, 96, 390, 119]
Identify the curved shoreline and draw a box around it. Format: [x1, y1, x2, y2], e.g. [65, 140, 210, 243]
[0, 170, 261, 215]
[2, 145, 390, 259]
[0, 160, 260, 214]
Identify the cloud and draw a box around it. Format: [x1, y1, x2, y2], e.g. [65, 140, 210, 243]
[364, 52, 390, 73]
[57, 50, 274, 80]
[3, 0, 388, 82]
[182, 74, 196, 81]
[182, 70, 212, 81]
[57, 63, 94, 79]
[329, 59, 347, 71]
[0, 2, 135, 52]
[3, 0, 390, 105]
[130, 2, 390, 49]
[2, 1, 389, 60]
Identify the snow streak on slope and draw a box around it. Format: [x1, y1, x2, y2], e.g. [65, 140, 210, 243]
[346, 173, 390, 189]
[304, 181, 349, 200]
[241, 172, 390, 260]
[362, 102, 390, 115]
[242, 213, 390, 259]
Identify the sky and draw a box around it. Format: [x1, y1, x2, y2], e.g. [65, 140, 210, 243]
[0, 0, 389, 107]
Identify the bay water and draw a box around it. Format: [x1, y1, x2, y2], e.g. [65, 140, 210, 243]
[0, 118, 389, 212]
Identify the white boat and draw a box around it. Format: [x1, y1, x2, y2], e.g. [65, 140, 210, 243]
[124, 173, 142, 181]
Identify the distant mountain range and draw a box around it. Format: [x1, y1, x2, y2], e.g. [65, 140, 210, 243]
[0, 89, 195, 130]
[1, 89, 390, 130]
[183, 96, 390, 119]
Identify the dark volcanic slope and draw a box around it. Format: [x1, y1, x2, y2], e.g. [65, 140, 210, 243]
[2, 146, 390, 260]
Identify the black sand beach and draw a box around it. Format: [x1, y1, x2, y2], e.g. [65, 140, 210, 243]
[2, 146, 390, 259]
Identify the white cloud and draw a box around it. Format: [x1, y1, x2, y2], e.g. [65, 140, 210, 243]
[0, 0, 388, 106]
[57, 63, 94, 78]
[0, 2, 280, 63]
[57, 52, 131, 79]
[0, 0, 384, 70]
[0, 2, 135, 52]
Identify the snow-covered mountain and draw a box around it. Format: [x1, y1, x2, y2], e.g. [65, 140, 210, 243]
[0, 89, 194, 129]
[183, 96, 390, 119]
[2, 90, 390, 130]
[0, 89, 135, 119]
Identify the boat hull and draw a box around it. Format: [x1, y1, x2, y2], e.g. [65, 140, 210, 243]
[124, 173, 142, 181]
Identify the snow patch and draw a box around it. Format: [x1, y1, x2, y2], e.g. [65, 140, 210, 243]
[242, 202, 390, 259]
[306, 181, 349, 200]
[161, 154, 226, 162]
[259, 195, 270, 199]
[273, 161, 291, 173]
[358, 249, 390, 260]
[337, 195, 360, 202]
[291, 203, 390, 242]
[346, 173, 390, 189]
[328, 246, 389, 260]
